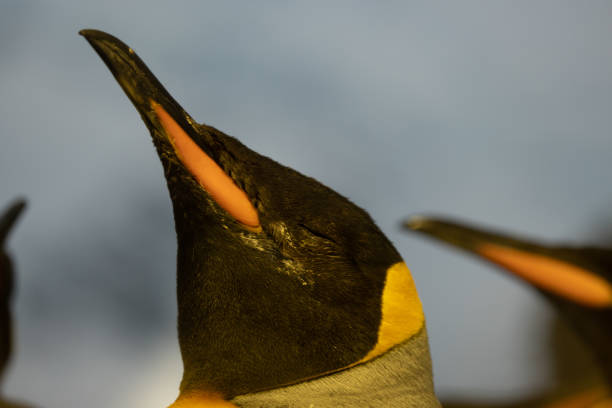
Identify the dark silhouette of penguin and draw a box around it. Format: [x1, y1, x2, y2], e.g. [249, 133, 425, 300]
[0, 200, 31, 408]
[404, 216, 612, 406]
[80, 29, 440, 407]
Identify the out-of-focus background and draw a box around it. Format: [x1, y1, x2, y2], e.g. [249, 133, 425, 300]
[1, 1, 612, 407]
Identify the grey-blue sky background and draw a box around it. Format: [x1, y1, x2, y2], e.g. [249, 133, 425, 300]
[1, 1, 612, 407]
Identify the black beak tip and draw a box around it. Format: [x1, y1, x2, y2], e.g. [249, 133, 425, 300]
[78, 29, 130, 54]
[4, 199, 26, 220]
[403, 215, 431, 231]
[11, 199, 26, 213]
[0, 198, 27, 245]
[79, 29, 110, 41]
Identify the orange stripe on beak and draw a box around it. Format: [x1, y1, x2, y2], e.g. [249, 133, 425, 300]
[477, 243, 612, 308]
[152, 101, 261, 230]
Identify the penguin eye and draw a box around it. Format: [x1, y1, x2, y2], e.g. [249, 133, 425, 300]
[152, 101, 261, 232]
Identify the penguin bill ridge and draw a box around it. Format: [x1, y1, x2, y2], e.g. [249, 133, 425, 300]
[80, 29, 440, 407]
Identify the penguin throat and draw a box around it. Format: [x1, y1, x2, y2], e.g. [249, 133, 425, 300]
[232, 328, 440, 407]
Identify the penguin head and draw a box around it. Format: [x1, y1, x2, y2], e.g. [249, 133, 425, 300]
[81, 30, 427, 400]
[0, 199, 26, 380]
[405, 215, 612, 388]
[0, 200, 25, 305]
[404, 215, 612, 309]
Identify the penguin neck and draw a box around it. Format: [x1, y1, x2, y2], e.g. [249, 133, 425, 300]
[232, 327, 440, 408]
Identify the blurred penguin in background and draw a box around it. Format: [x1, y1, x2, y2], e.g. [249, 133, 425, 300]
[405, 216, 612, 408]
[0, 200, 31, 408]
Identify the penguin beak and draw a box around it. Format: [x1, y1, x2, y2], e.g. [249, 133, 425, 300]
[0, 199, 26, 301]
[0, 200, 26, 248]
[79, 29, 190, 137]
[404, 216, 612, 309]
[80, 29, 260, 230]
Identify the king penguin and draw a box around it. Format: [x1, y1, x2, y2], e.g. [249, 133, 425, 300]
[404, 216, 612, 406]
[80, 29, 440, 408]
[0, 200, 30, 408]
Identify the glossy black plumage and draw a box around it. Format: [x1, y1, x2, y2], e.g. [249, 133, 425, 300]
[80, 29, 414, 400]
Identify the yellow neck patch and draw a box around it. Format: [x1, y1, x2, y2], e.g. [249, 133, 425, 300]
[359, 261, 425, 362]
